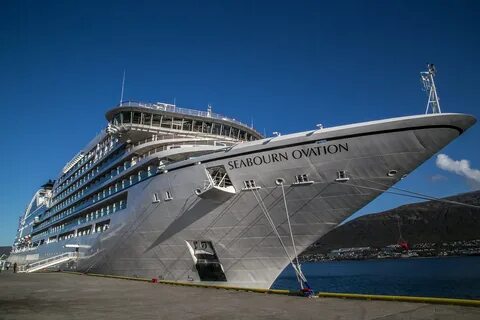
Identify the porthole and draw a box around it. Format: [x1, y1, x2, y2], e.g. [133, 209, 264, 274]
[194, 188, 202, 195]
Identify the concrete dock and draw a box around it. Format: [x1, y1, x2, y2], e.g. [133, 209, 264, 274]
[0, 272, 479, 320]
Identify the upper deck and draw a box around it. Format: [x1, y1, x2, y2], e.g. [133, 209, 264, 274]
[105, 101, 263, 141]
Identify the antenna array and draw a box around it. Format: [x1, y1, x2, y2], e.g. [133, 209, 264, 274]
[420, 64, 442, 114]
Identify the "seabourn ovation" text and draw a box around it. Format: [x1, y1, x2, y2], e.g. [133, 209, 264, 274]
[227, 142, 349, 170]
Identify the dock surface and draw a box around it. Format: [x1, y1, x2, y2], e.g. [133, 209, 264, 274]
[0, 272, 479, 320]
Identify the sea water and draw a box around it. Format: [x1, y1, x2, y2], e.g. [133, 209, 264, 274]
[272, 256, 480, 299]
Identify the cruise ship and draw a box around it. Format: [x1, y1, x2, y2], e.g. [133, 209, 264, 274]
[8, 68, 476, 289]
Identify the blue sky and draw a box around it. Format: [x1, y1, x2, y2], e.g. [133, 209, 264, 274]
[0, 0, 479, 245]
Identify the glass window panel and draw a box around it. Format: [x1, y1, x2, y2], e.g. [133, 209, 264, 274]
[203, 122, 212, 134]
[222, 125, 231, 137]
[182, 119, 192, 131]
[143, 113, 152, 126]
[123, 112, 131, 124]
[212, 123, 221, 135]
[152, 114, 161, 126]
[132, 112, 141, 124]
[231, 127, 239, 139]
[172, 118, 183, 130]
[113, 114, 121, 126]
[193, 120, 203, 132]
[161, 116, 172, 128]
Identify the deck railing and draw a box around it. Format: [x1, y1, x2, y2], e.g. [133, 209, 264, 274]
[24, 252, 77, 273]
[118, 101, 260, 135]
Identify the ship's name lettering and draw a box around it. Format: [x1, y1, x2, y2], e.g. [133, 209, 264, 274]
[227, 143, 349, 170]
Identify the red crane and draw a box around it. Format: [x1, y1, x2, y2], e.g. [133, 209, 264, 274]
[397, 217, 409, 251]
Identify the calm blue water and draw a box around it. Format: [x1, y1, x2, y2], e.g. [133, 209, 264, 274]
[272, 256, 480, 299]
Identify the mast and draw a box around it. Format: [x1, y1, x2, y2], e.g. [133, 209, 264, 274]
[420, 64, 442, 114]
[120, 70, 126, 104]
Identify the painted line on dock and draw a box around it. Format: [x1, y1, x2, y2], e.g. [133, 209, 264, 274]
[317, 292, 480, 307]
[60, 271, 480, 306]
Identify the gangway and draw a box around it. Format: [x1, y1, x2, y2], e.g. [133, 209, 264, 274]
[24, 252, 77, 273]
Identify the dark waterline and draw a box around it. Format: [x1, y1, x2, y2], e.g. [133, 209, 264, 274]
[271, 256, 480, 299]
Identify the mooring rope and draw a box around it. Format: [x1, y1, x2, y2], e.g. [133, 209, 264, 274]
[349, 175, 480, 210]
[250, 188, 309, 291]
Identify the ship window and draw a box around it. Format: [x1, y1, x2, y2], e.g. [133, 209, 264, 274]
[113, 114, 121, 126]
[212, 123, 221, 135]
[203, 121, 212, 134]
[231, 127, 239, 139]
[193, 120, 203, 132]
[183, 119, 193, 131]
[172, 117, 183, 130]
[161, 116, 172, 129]
[222, 125, 231, 137]
[165, 191, 173, 201]
[294, 174, 312, 184]
[152, 114, 161, 127]
[132, 112, 141, 124]
[123, 112, 132, 124]
[243, 180, 259, 190]
[143, 113, 152, 126]
[335, 170, 350, 182]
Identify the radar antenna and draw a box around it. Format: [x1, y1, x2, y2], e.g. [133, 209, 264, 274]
[420, 63, 442, 114]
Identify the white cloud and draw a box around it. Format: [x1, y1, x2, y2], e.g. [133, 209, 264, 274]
[436, 154, 480, 184]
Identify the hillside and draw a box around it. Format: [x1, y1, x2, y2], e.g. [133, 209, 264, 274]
[300, 190, 480, 257]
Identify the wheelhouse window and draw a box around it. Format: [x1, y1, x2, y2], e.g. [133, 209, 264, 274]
[231, 127, 239, 139]
[143, 113, 152, 126]
[222, 125, 231, 137]
[172, 117, 183, 130]
[123, 111, 132, 124]
[132, 112, 142, 124]
[183, 119, 193, 131]
[193, 120, 203, 132]
[152, 114, 162, 127]
[212, 123, 221, 135]
[113, 114, 121, 126]
[203, 121, 212, 134]
[161, 116, 172, 129]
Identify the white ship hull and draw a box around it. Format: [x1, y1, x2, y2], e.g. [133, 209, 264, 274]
[9, 113, 475, 289]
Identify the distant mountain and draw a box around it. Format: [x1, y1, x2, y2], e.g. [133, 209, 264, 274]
[300, 190, 480, 256]
[0, 246, 11, 259]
